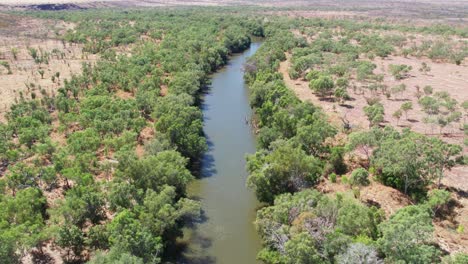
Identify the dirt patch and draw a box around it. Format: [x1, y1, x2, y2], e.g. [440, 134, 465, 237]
[0, 14, 97, 122]
[2, 1, 467, 25]
[318, 177, 412, 217]
[280, 52, 468, 148]
[115, 90, 134, 99]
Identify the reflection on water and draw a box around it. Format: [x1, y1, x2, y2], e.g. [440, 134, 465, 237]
[178, 42, 262, 264]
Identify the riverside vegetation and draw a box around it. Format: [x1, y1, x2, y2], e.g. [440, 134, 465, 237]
[0, 7, 466, 264]
[244, 16, 466, 264]
[0, 9, 260, 263]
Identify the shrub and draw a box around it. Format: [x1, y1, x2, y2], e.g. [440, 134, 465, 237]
[423, 85, 433, 95]
[364, 102, 385, 127]
[309, 75, 335, 97]
[330, 173, 337, 183]
[389, 64, 412, 80]
[350, 168, 370, 186]
[329, 146, 347, 174]
[341, 175, 349, 185]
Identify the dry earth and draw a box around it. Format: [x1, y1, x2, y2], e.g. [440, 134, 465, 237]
[0, 14, 98, 122]
[1, 0, 467, 25]
[280, 49, 468, 255]
[279, 54, 468, 147]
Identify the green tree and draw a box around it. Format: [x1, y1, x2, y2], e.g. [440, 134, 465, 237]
[119, 150, 193, 194]
[284, 232, 325, 264]
[372, 130, 461, 196]
[401, 102, 413, 120]
[247, 140, 322, 203]
[56, 224, 85, 261]
[334, 87, 349, 105]
[364, 103, 384, 127]
[419, 96, 439, 115]
[349, 168, 370, 186]
[391, 84, 406, 99]
[108, 210, 162, 263]
[309, 75, 335, 97]
[153, 95, 206, 161]
[89, 249, 144, 264]
[393, 109, 403, 126]
[389, 64, 412, 80]
[378, 205, 440, 263]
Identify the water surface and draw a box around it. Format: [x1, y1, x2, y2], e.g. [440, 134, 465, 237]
[180, 42, 262, 264]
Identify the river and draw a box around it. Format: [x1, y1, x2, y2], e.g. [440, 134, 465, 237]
[179, 42, 262, 264]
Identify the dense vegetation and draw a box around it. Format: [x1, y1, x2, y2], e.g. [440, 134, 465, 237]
[0, 9, 263, 263]
[0, 7, 466, 264]
[244, 17, 465, 264]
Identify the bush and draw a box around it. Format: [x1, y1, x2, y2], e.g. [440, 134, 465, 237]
[341, 175, 349, 185]
[328, 146, 347, 174]
[389, 64, 412, 80]
[330, 173, 337, 183]
[350, 168, 370, 186]
[309, 75, 335, 97]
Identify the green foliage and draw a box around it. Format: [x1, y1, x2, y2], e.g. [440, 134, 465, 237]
[364, 102, 385, 127]
[55, 185, 105, 228]
[107, 210, 162, 263]
[357, 61, 376, 81]
[350, 168, 370, 186]
[378, 205, 440, 263]
[423, 85, 434, 95]
[365, 128, 462, 196]
[7, 9, 465, 264]
[153, 95, 207, 161]
[0, 187, 47, 262]
[334, 87, 350, 104]
[393, 109, 403, 124]
[57, 224, 85, 259]
[309, 75, 335, 97]
[283, 232, 324, 264]
[117, 150, 193, 194]
[89, 249, 145, 264]
[419, 96, 440, 114]
[79, 96, 146, 135]
[443, 253, 468, 264]
[327, 146, 347, 175]
[223, 25, 251, 52]
[391, 83, 406, 98]
[247, 140, 322, 203]
[0, 61, 12, 74]
[389, 64, 412, 80]
[0, 10, 261, 262]
[426, 189, 451, 216]
[330, 173, 337, 183]
[401, 101, 413, 119]
[256, 190, 383, 263]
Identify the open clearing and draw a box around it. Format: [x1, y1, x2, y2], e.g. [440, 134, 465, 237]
[280, 54, 468, 146]
[0, 14, 98, 122]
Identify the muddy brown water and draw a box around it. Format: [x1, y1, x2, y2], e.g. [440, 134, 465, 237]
[178, 42, 262, 264]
